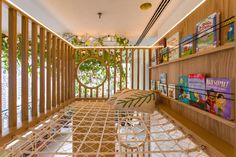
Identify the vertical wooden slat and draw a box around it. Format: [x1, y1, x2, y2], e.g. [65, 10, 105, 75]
[71, 49, 75, 98]
[78, 49, 82, 98]
[108, 49, 110, 98]
[46, 32, 52, 111]
[68, 46, 70, 99]
[137, 48, 140, 89]
[57, 39, 61, 105]
[85, 87, 87, 98]
[90, 89, 92, 98]
[148, 49, 152, 90]
[61, 42, 65, 102]
[119, 48, 122, 90]
[143, 49, 146, 90]
[21, 16, 28, 122]
[65, 44, 68, 100]
[0, 0, 2, 133]
[131, 49, 134, 89]
[31, 22, 38, 118]
[8, 8, 17, 129]
[125, 49, 128, 89]
[39, 27, 45, 114]
[114, 49, 116, 93]
[102, 49, 104, 97]
[52, 36, 56, 108]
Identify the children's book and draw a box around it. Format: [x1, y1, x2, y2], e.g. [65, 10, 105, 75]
[159, 47, 169, 63]
[196, 12, 220, 52]
[180, 34, 194, 57]
[223, 17, 235, 43]
[168, 84, 176, 99]
[159, 84, 167, 96]
[188, 74, 206, 110]
[151, 49, 156, 66]
[206, 78, 233, 120]
[160, 73, 167, 84]
[178, 76, 189, 104]
[151, 80, 156, 90]
[167, 32, 180, 61]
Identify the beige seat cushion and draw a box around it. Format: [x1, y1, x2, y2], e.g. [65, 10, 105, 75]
[107, 89, 131, 105]
[114, 90, 156, 113]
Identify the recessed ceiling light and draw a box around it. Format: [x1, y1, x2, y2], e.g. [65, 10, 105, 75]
[140, 2, 152, 11]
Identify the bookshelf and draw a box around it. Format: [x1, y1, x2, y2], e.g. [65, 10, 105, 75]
[150, 42, 235, 69]
[158, 93, 236, 128]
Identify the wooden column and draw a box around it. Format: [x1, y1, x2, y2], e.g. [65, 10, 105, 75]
[21, 16, 29, 122]
[131, 49, 134, 89]
[108, 49, 110, 98]
[148, 49, 152, 90]
[137, 48, 140, 89]
[8, 8, 17, 129]
[61, 42, 65, 102]
[119, 48, 122, 90]
[0, 0, 2, 134]
[46, 32, 52, 111]
[114, 49, 116, 93]
[78, 49, 82, 98]
[31, 22, 38, 118]
[52, 36, 56, 108]
[125, 49, 128, 89]
[143, 49, 146, 90]
[57, 39, 61, 105]
[71, 48, 75, 98]
[68, 46, 71, 99]
[39, 27, 45, 114]
[65, 44, 68, 100]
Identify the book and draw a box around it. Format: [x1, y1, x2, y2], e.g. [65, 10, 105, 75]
[168, 84, 176, 99]
[206, 78, 233, 120]
[196, 12, 220, 52]
[167, 32, 180, 61]
[223, 17, 235, 43]
[158, 38, 166, 48]
[188, 74, 206, 110]
[159, 83, 167, 96]
[180, 34, 194, 57]
[160, 73, 167, 84]
[151, 49, 156, 66]
[151, 80, 156, 90]
[159, 47, 169, 63]
[178, 76, 189, 104]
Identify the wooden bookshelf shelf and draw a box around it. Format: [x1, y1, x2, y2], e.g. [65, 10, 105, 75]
[158, 94, 236, 128]
[149, 42, 235, 69]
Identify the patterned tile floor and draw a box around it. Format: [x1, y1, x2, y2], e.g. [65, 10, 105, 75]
[1, 101, 209, 157]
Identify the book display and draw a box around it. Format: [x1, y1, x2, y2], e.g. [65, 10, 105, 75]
[159, 47, 169, 63]
[196, 12, 220, 52]
[167, 32, 180, 60]
[180, 34, 194, 57]
[168, 84, 177, 99]
[206, 78, 233, 120]
[188, 73, 206, 110]
[178, 76, 190, 104]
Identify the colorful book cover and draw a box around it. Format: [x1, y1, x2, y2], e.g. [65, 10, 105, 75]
[168, 84, 176, 99]
[151, 80, 156, 90]
[167, 32, 180, 61]
[158, 38, 166, 48]
[160, 73, 167, 84]
[180, 34, 194, 57]
[188, 74, 206, 110]
[196, 12, 220, 52]
[159, 83, 167, 96]
[151, 49, 156, 66]
[159, 47, 169, 63]
[223, 17, 235, 43]
[206, 78, 233, 120]
[178, 76, 189, 104]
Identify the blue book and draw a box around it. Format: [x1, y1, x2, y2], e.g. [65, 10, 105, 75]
[178, 76, 189, 104]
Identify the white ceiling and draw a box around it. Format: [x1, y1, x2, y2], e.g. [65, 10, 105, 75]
[8, 0, 205, 45]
